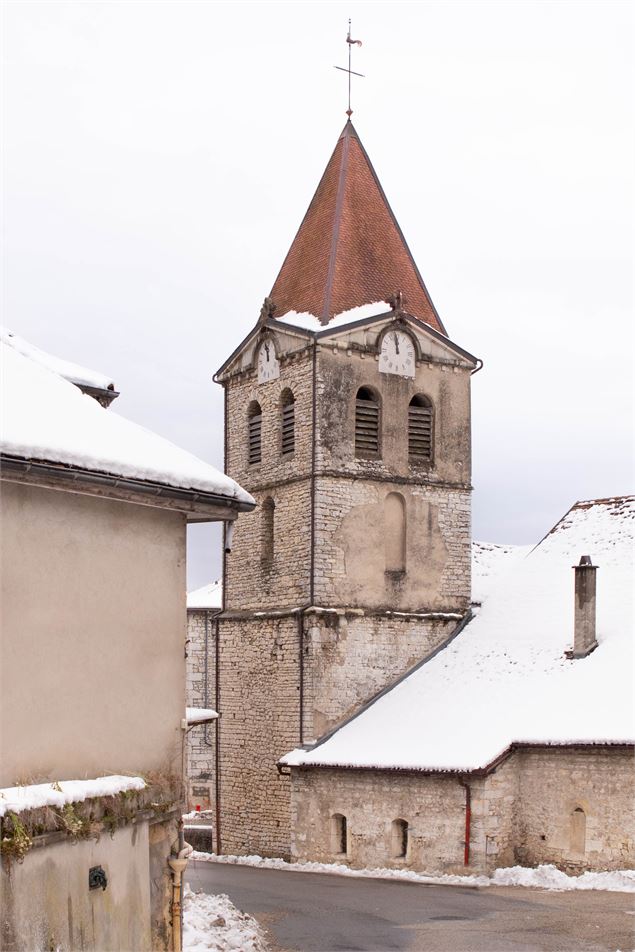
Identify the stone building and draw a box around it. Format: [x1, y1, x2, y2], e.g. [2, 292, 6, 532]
[212, 119, 480, 858]
[186, 581, 222, 810]
[0, 332, 253, 950]
[202, 118, 633, 874]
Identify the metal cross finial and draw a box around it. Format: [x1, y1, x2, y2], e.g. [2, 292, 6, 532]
[335, 19, 363, 118]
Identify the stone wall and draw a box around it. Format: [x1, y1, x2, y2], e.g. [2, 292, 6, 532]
[289, 748, 635, 875]
[186, 609, 217, 809]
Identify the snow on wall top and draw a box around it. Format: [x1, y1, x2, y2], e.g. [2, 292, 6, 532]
[0, 342, 254, 506]
[187, 580, 223, 610]
[1, 326, 115, 392]
[0, 775, 145, 818]
[283, 497, 635, 772]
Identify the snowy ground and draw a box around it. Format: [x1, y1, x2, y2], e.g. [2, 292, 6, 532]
[182, 884, 269, 951]
[191, 851, 635, 894]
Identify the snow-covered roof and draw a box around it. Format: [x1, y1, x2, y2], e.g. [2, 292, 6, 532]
[471, 541, 532, 605]
[283, 497, 635, 773]
[1, 326, 115, 393]
[186, 707, 219, 726]
[187, 580, 223, 610]
[274, 301, 391, 333]
[0, 341, 254, 507]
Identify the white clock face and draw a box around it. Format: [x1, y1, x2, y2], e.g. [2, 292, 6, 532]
[379, 330, 415, 378]
[257, 340, 280, 384]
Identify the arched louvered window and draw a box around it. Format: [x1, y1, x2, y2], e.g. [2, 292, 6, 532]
[281, 389, 295, 456]
[355, 387, 380, 458]
[248, 401, 262, 465]
[330, 813, 347, 855]
[391, 818, 409, 859]
[408, 394, 433, 462]
[261, 497, 275, 567]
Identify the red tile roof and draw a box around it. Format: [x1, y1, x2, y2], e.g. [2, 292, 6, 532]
[270, 121, 446, 333]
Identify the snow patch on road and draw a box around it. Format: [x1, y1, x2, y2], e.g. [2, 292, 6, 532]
[183, 884, 269, 951]
[191, 852, 635, 893]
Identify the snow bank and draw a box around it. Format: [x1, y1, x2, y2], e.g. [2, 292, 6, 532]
[0, 775, 146, 818]
[187, 580, 223, 610]
[275, 301, 390, 332]
[283, 497, 635, 772]
[0, 342, 253, 505]
[183, 884, 269, 951]
[1, 326, 114, 392]
[190, 852, 635, 893]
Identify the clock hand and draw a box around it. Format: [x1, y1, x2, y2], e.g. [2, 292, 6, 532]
[393, 332, 400, 355]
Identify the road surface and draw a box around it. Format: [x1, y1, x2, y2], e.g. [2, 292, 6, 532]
[186, 859, 634, 951]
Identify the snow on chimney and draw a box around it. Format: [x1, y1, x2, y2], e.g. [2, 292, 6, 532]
[566, 556, 598, 659]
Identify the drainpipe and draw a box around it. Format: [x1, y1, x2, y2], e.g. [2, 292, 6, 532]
[214, 615, 222, 856]
[168, 836, 193, 952]
[457, 778, 471, 866]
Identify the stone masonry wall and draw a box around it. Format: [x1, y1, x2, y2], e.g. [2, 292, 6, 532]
[217, 616, 300, 858]
[514, 748, 635, 872]
[302, 613, 459, 741]
[313, 477, 471, 612]
[290, 768, 469, 874]
[186, 609, 217, 809]
[289, 748, 635, 875]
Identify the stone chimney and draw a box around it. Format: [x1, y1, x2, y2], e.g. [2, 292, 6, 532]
[566, 556, 598, 659]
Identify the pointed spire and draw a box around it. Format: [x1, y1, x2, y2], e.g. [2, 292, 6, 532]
[270, 121, 446, 333]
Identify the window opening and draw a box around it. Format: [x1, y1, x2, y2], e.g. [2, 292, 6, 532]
[408, 394, 433, 461]
[281, 390, 295, 456]
[261, 497, 275, 567]
[355, 387, 380, 457]
[391, 819, 408, 859]
[330, 813, 347, 855]
[248, 401, 262, 465]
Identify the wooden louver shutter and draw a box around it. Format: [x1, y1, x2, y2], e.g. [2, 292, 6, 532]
[355, 396, 379, 456]
[248, 412, 262, 465]
[281, 401, 295, 455]
[408, 403, 433, 460]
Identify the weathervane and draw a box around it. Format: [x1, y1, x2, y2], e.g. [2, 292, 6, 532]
[335, 19, 363, 118]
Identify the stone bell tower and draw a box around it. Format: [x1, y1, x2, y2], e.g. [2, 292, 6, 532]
[213, 120, 480, 858]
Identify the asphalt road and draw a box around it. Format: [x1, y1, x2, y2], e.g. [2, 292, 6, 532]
[186, 860, 635, 952]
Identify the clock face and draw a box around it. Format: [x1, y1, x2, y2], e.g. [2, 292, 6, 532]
[379, 330, 415, 378]
[257, 340, 280, 384]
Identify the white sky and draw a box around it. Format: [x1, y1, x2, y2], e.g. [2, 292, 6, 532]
[3, 0, 633, 590]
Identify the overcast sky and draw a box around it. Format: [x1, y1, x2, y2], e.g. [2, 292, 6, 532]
[3, 0, 633, 590]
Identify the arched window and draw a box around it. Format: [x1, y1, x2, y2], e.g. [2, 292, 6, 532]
[261, 497, 275, 567]
[355, 387, 380, 457]
[330, 813, 347, 855]
[280, 389, 295, 456]
[248, 401, 262, 465]
[384, 492, 406, 573]
[408, 394, 433, 462]
[570, 807, 586, 855]
[391, 818, 408, 859]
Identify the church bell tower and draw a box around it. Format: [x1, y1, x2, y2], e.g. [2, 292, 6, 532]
[214, 120, 480, 858]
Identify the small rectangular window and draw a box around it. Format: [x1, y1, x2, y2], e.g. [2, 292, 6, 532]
[281, 402, 295, 455]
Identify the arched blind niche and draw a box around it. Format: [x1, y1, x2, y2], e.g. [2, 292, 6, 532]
[408, 394, 433, 462]
[248, 401, 262, 465]
[280, 389, 295, 456]
[261, 497, 275, 567]
[570, 808, 586, 855]
[384, 492, 406, 573]
[355, 387, 380, 457]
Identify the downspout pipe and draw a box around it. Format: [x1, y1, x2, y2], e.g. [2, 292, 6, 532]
[169, 840, 193, 952]
[458, 777, 471, 866]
